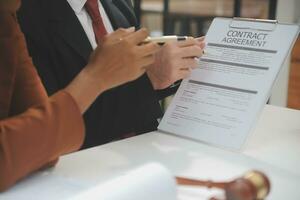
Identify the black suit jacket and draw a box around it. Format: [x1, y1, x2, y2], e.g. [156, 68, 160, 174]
[18, 0, 178, 149]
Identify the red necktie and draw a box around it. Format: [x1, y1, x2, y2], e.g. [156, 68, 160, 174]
[85, 0, 107, 44]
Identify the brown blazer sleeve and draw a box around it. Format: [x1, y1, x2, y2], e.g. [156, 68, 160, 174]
[0, 11, 85, 191]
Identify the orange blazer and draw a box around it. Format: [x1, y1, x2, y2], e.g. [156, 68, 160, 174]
[0, 9, 85, 191]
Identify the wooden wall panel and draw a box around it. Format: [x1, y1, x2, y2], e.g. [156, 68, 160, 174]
[288, 37, 300, 109]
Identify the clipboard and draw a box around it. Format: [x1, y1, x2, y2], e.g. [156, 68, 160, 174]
[229, 17, 278, 31]
[158, 17, 299, 150]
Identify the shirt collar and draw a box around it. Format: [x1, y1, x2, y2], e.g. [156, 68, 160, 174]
[67, 0, 87, 14]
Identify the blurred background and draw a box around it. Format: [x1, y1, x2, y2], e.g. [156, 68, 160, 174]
[132, 0, 300, 111]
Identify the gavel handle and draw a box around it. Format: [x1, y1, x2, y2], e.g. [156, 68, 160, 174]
[176, 177, 227, 189]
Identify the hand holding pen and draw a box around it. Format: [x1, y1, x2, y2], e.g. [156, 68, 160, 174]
[144, 35, 206, 56]
[143, 35, 189, 45]
[145, 35, 206, 90]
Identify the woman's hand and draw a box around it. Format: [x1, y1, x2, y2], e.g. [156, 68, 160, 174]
[65, 27, 159, 113]
[86, 27, 159, 91]
[0, 0, 21, 12]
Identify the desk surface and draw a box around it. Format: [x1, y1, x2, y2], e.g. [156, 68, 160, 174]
[1, 105, 300, 200]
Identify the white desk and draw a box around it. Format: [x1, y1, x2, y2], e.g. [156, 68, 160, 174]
[1, 105, 300, 200]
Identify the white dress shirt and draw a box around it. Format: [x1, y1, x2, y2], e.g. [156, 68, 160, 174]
[67, 0, 114, 49]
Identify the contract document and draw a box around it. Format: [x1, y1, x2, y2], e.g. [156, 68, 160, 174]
[72, 163, 177, 200]
[159, 18, 299, 150]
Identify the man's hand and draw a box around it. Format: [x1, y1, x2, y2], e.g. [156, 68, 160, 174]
[147, 37, 205, 90]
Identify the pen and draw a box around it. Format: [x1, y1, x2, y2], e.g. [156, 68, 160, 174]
[143, 36, 209, 56]
[143, 36, 188, 45]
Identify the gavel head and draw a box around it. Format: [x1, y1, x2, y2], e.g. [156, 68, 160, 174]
[225, 171, 271, 200]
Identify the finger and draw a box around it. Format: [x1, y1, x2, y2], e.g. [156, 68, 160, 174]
[196, 37, 206, 49]
[125, 28, 149, 45]
[137, 54, 155, 69]
[198, 41, 206, 49]
[179, 45, 203, 58]
[194, 57, 200, 67]
[177, 37, 197, 48]
[196, 36, 205, 42]
[104, 27, 135, 43]
[136, 42, 160, 58]
[110, 27, 135, 38]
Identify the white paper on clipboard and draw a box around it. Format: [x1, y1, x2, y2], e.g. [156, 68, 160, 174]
[158, 17, 300, 150]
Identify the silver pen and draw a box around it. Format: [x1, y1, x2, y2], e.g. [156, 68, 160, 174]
[144, 36, 208, 56]
[143, 35, 189, 45]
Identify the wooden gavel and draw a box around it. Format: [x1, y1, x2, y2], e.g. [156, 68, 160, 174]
[176, 170, 271, 200]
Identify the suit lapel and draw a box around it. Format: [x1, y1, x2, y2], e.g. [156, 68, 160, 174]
[101, 0, 138, 30]
[45, 0, 137, 62]
[47, 0, 92, 62]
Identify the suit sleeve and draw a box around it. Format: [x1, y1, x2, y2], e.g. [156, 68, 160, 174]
[122, 0, 179, 100]
[0, 12, 85, 192]
[156, 83, 180, 100]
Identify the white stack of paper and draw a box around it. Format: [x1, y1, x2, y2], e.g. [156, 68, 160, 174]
[72, 163, 177, 200]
